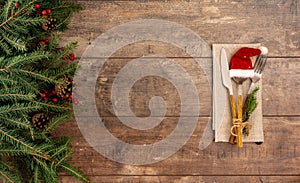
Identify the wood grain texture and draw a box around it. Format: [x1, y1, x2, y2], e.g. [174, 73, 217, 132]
[53, 117, 300, 176]
[63, 0, 300, 57]
[60, 175, 300, 183]
[89, 57, 299, 117]
[56, 0, 300, 182]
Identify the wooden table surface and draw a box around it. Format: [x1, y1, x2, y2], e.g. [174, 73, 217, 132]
[57, 0, 300, 182]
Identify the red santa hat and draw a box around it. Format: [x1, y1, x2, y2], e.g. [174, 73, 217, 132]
[229, 47, 265, 78]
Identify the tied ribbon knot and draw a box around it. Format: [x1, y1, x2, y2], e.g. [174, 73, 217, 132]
[230, 118, 252, 137]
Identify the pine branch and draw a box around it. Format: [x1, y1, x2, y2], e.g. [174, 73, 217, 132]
[5, 51, 51, 69]
[33, 101, 71, 112]
[12, 75, 40, 93]
[49, 144, 70, 160]
[0, 39, 11, 55]
[33, 156, 58, 183]
[0, 0, 38, 28]
[60, 163, 91, 183]
[33, 165, 40, 183]
[0, 145, 51, 160]
[0, 116, 31, 130]
[0, 0, 87, 182]
[0, 126, 50, 161]
[45, 113, 72, 132]
[0, 102, 42, 115]
[16, 69, 59, 84]
[243, 87, 259, 122]
[1, 32, 27, 51]
[0, 163, 22, 183]
[0, 92, 35, 102]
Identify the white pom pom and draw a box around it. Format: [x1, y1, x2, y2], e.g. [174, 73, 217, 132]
[259, 46, 268, 55]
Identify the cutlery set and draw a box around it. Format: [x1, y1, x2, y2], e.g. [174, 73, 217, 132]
[220, 46, 268, 147]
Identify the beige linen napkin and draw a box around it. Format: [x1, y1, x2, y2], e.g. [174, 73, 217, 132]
[213, 44, 264, 142]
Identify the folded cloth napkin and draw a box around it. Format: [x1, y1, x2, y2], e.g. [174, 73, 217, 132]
[212, 44, 264, 142]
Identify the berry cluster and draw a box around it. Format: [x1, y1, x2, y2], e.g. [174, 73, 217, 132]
[34, 3, 52, 18]
[39, 39, 49, 45]
[41, 89, 60, 103]
[69, 53, 75, 61]
[40, 77, 78, 105]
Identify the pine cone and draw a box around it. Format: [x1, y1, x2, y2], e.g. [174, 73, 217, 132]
[55, 76, 73, 100]
[31, 113, 50, 130]
[42, 17, 56, 31]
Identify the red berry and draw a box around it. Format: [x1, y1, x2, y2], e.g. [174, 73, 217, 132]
[15, 3, 20, 8]
[69, 53, 75, 61]
[46, 9, 51, 14]
[51, 90, 56, 94]
[35, 3, 40, 9]
[39, 41, 45, 45]
[41, 93, 46, 98]
[41, 10, 47, 15]
[52, 98, 58, 103]
[65, 101, 69, 106]
[69, 94, 73, 99]
[45, 39, 49, 43]
[73, 98, 79, 105]
[43, 97, 48, 101]
[44, 90, 49, 94]
[43, 15, 47, 19]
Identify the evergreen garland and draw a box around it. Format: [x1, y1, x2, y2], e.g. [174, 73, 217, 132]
[0, 0, 90, 182]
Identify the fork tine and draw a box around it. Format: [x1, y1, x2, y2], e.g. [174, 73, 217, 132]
[258, 56, 267, 73]
[256, 57, 264, 73]
[254, 55, 263, 72]
[253, 54, 262, 70]
[256, 56, 267, 74]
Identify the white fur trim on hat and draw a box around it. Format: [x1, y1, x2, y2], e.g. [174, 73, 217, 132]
[230, 69, 254, 78]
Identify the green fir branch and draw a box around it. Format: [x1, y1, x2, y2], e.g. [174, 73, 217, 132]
[0, 0, 86, 182]
[6, 51, 51, 69]
[0, 146, 52, 160]
[0, 116, 31, 129]
[0, 168, 21, 183]
[33, 165, 40, 183]
[0, 39, 12, 55]
[33, 156, 58, 183]
[243, 87, 259, 122]
[0, 93, 35, 101]
[1, 32, 27, 51]
[0, 127, 50, 161]
[0, 103, 41, 115]
[17, 69, 58, 84]
[60, 163, 91, 183]
[0, 159, 22, 183]
[45, 113, 72, 132]
[33, 101, 71, 112]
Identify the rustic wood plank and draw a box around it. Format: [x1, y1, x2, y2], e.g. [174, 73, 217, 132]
[72, 57, 300, 116]
[54, 0, 300, 182]
[63, 0, 300, 57]
[53, 116, 300, 175]
[60, 175, 300, 183]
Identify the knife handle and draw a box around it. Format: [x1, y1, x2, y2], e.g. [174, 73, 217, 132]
[229, 95, 237, 118]
[228, 95, 237, 144]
